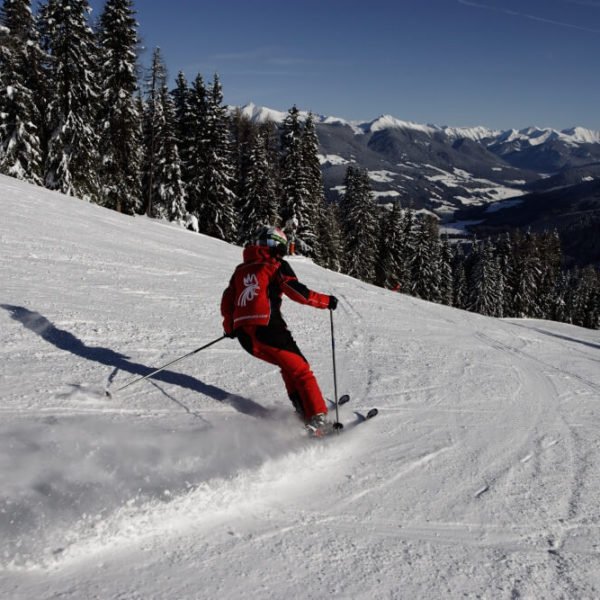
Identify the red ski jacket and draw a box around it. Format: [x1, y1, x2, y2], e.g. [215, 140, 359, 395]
[221, 245, 331, 335]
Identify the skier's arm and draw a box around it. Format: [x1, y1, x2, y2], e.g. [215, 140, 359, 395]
[220, 277, 236, 335]
[278, 260, 332, 309]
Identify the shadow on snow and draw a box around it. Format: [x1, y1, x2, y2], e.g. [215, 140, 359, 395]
[1, 304, 269, 418]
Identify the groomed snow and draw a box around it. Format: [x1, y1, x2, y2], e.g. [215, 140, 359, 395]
[1, 175, 600, 599]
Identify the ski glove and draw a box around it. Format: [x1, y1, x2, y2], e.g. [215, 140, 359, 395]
[328, 295, 338, 310]
[224, 329, 237, 339]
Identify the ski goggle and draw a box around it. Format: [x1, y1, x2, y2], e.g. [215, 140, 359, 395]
[261, 227, 287, 248]
[266, 233, 287, 248]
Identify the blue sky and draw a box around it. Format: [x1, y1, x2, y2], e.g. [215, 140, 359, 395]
[88, 0, 600, 131]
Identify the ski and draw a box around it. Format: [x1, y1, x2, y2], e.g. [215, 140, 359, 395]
[325, 394, 350, 431]
[342, 407, 379, 432]
[359, 407, 380, 421]
[323, 394, 378, 434]
[327, 394, 350, 409]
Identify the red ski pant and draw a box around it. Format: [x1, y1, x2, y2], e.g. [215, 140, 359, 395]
[238, 325, 327, 420]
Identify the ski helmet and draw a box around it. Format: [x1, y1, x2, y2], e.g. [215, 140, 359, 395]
[254, 226, 288, 255]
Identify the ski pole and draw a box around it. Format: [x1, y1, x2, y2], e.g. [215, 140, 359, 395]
[329, 309, 343, 431]
[106, 335, 226, 397]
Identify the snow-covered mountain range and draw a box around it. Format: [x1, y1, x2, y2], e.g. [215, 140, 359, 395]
[2, 175, 600, 598]
[238, 103, 600, 266]
[239, 102, 600, 147]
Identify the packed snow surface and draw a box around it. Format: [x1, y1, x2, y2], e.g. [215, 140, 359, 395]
[1, 175, 600, 599]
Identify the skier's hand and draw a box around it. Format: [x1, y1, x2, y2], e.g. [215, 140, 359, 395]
[224, 330, 237, 339]
[328, 295, 338, 310]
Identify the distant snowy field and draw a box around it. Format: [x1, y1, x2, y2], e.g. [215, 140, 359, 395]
[1, 175, 600, 599]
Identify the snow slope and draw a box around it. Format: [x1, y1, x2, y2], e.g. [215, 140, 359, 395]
[1, 175, 600, 599]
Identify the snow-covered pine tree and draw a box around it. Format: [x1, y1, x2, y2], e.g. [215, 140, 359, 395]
[586, 269, 600, 330]
[409, 214, 441, 302]
[153, 83, 186, 222]
[185, 73, 208, 219]
[439, 234, 454, 306]
[194, 73, 237, 241]
[170, 70, 195, 187]
[280, 105, 311, 253]
[550, 270, 571, 324]
[96, 0, 143, 214]
[511, 230, 541, 318]
[398, 207, 416, 291]
[317, 202, 343, 271]
[452, 243, 468, 309]
[141, 47, 167, 216]
[0, 0, 44, 183]
[229, 107, 258, 202]
[38, 0, 101, 201]
[467, 238, 503, 317]
[571, 266, 600, 329]
[339, 165, 378, 282]
[238, 130, 279, 245]
[495, 232, 514, 317]
[497, 231, 515, 317]
[537, 230, 561, 319]
[300, 112, 326, 260]
[375, 201, 405, 289]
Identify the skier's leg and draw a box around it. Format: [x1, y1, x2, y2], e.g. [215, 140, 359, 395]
[238, 326, 304, 415]
[238, 325, 327, 420]
[280, 370, 304, 417]
[252, 329, 327, 420]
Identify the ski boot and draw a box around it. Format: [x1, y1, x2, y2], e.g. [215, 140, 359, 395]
[305, 413, 335, 438]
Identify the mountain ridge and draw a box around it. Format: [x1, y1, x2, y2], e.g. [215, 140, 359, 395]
[235, 103, 600, 266]
[235, 102, 600, 147]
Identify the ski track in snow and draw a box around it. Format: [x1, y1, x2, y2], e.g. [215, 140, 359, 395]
[1, 175, 600, 598]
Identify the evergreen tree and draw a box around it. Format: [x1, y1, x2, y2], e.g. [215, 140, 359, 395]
[467, 238, 503, 316]
[495, 232, 514, 317]
[170, 71, 191, 160]
[141, 47, 167, 216]
[0, 0, 44, 183]
[375, 201, 405, 289]
[398, 208, 416, 291]
[339, 166, 378, 282]
[151, 83, 186, 221]
[229, 107, 258, 202]
[98, 0, 143, 214]
[550, 270, 571, 323]
[238, 130, 279, 245]
[300, 112, 326, 260]
[537, 230, 562, 319]
[317, 202, 343, 271]
[38, 0, 101, 200]
[571, 266, 600, 329]
[512, 230, 541, 318]
[97, 0, 143, 213]
[439, 235, 454, 306]
[280, 105, 311, 252]
[410, 215, 441, 302]
[194, 73, 237, 241]
[452, 244, 468, 309]
[185, 73, 208, 218]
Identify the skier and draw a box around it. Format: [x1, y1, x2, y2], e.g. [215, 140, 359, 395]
[221, 226, 338, 436]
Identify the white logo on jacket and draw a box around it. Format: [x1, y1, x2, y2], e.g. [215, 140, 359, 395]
[238, 273, 260, 307]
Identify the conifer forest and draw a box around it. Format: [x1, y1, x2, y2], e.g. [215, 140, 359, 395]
[0, 0, 598, 329]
